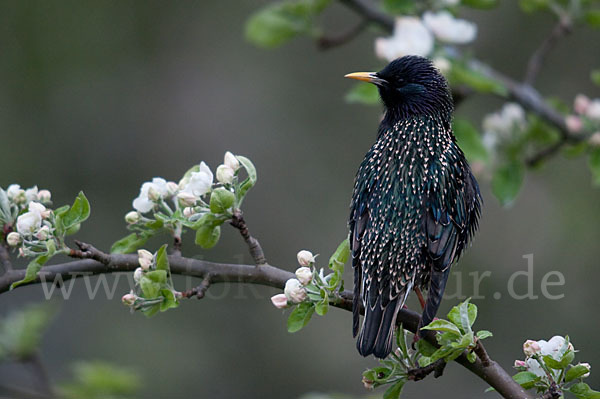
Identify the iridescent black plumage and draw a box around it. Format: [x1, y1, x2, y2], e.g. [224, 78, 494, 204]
[347, 56, 482, 359]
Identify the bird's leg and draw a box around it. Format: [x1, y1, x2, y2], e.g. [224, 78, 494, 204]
[414, 287, 426, 310]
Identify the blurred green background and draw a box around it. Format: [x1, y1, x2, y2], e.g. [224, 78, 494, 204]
[0, 1, 599, 398]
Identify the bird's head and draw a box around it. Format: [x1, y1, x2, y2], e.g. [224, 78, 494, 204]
[345, 55, 453, 120]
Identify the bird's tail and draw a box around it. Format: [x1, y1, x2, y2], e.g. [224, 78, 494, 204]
[417, 266, 451, 334]
[356, 285, 411, 359]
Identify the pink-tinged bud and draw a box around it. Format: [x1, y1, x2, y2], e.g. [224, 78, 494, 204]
[122, 292, 137, 306]
[6, 232, 21, 246]
[580, 363, 591, 378]
[35, 225, 50, 241]
[270, 293, 289, 309]
[166, 181, 179, 196]
[125, 211, 140, 224]
[362, 376, 374, 390]
[295, 267, 313, 285]
[18, 248, 25, 257]
[523, 340, 541, 356]
[177, 192, 197, 207]
[284, 278, 307, 303]
[133, 267, 144, 283]
[565, 115, 583, 133]
[574, 94, 591, 115]
[137, 249, 153, 271]
[37, 189, 52, 203]
[183, 207, 195, 218]
[589, 132, 600, 147]
[296, 250, 316, 267]
[224, 151, 240, 171]
[514, 360, 527, 368]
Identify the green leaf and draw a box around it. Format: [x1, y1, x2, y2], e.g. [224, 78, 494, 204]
[139, 275, 161, 298]
[245, 0, 331, 48]
[447, 299, 477, 332]
[491, 160, 524, 206]
[60, 361, 141, 399]
[591, 69, 600, 87]
[563, 141, 589, 158]
[0, 304, 55, 359]
[476, 330, 493, 340]
[449, 63, 507, 96]
[315, 298, 329, 316]
[542, 355, 565, 370]
[287, 302, 315, 332]
[512, 371, 541, 389]
[345, 82, 380, 105]
[145, 270, 167, 284]
[10, 254, 51, 289]
[209, 188, 235, 214]
[237, 155, 257, 203]
[519, 0, 549, 13]
[159, 289, 179, 312]
[110, 233, 149, 254]
[416, 338, 438, 357]
[462, 0, 499, 8]
[568, 382, 600, 399]
[154, 244, 169, 271]
[588, 148, 600, 185]
[383, 380, 406, 399]
[585, 10, 600, 28]
[195, 224, 221, 249]
[382, 0, 415, 15]
[328, 238, 349, 272]
[453, 119, 488, 163]
[421, 319, 462, 336]
[566, 364, 592, 382]
[58, 192, 90, 232]
[467, 351, 477, 363]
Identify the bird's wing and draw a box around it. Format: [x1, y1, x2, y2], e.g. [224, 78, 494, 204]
[350, 189, 369, 337]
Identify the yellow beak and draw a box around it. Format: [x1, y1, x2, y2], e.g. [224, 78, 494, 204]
[344, 72, 378, 83]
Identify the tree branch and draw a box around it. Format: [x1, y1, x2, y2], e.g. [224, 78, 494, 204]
[0, 243, 13, 272]
[524, 16, 572, 85]
[317, 20, 368, 50]
[230, 210, 267, 265]
[0, 246, 533, 399]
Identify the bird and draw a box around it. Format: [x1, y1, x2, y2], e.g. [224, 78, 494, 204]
[345, 55, 482, 359]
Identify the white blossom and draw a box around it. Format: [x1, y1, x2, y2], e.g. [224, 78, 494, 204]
[270, 293, 288, 309]
[138, 249, 154, 271]
[6, 232, 21, 246]
[580, 363, 591, 378]
[565, 115, 583, 133]
[35, 225, 50, 241]
[166, 181, 179, 196]
[28, 202, 47, 218]
[133, 177, 169, 213]
[284, 278, 307, 303]
[586, 99, 600, 121]
[295, 267, 313, 285]
[524, 336, 574, 378]
[588, 132, 600, 147]
[433, 57, 451, 74]
[297, 250, 316, 267]
[133, 267, 144, 283]
[216, 165, 234, 185]
[482, 103, 527, 140]
[423, 11, 477, 44]
[177, 192, 197, 207]
[182, 162, 213, 197]
[224, 151, 240, 171]
[574, 94, 591, 115]
[183, 207, 195, 218]
[375, 17, 434, 62]
[16, 211, 42, 235]
[7, 184, 26, 204]
[25, 186, 39, 203]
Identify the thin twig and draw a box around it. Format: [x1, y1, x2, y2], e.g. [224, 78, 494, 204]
[526, 137, 570, 167]
[538, 382, 562, 399]
[317, 20, 368, 50]
[407, 359, 446, 381]
[72, 240, 112, 265]
[474, 338, 491, 367]
[182, 275, 211, 299]
[0, 243, 13, 272]
[230, 210, 267, 265]
[524, 16, 572, 85]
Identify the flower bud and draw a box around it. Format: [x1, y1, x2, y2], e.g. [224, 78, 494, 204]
[35, 225, 50, 241]
[122, 292, 137, 306]
[138, 249, 154, 270]
[523, 340, 541, 357]
[295, 267, 313, 285]
[565, 115, 583, 133]
[574, 94, 591, 115]
[284, 278, 307, 303]
[125, 211, 140, 224]
[362, 376, 374, 390]
[296, 250, 316, 267]
[183, 207, 195, 218]
[6, 232, 21, 246]
[270, 293, 288, 309]
[589, 132, 600, 147]
[29, 201, 46, 215]
[224, 151, 240, 171]
[37, 189, 52, 203]
[166, 181, 179, 196]
[216, 165, 234, 185]
[7, 185, 26, 205]
[148, 186, 161, 201]
[580, 363, 591, 378]
[133, 267, 144, 283]
[587, 99, 600, 121]
[177, 192, 197, 207]
[513, 360, 527, 368]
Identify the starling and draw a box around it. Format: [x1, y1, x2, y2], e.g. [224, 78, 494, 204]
[346, 56, 482, 359]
